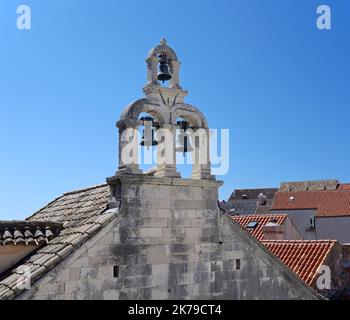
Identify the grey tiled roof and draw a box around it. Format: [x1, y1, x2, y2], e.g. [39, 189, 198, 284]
[224, 188, 278, 216]
[220, 200, 258, 215]
[229, 188, 278, 201]
[279, 180, 339, 192]
[0, 184, 117, 300]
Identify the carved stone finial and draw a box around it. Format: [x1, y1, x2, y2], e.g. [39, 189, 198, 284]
[160, 38, 167, 45]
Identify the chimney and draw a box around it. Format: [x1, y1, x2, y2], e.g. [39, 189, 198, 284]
[262, 219, 285, 240]
[257, 192, 267, 206]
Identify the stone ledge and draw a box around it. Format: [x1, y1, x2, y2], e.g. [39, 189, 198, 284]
[107, 174, 223, 188]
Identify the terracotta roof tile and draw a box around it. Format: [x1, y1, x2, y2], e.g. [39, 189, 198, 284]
[261, 240, 337, 286]
[232, 214, 287, 240]
[338, 184, 350, 190]
[272, 190, 350, 217]
[0, 221, 62, 246]
[233, 214, 338, 288]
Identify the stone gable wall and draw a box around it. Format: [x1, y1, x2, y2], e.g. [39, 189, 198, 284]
[18, 176, 319, 300]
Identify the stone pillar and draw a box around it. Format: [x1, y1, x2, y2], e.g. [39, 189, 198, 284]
[191, 128, 214, 180]
[146, 56, 159, 87]
[170, 60, 181, 89]
[154, 124, 180, 178]
[116, 119, 142, 175]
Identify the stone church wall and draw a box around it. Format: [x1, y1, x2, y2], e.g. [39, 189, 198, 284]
[18, 176, 319, 300]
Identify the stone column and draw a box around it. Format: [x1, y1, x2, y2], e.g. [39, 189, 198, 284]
[154, 124, 180, 178]
[146, 56, 159, 87]
[170, 60, 181, 89]
[191, 128, 215, 180]
[116, 119, 142, 175]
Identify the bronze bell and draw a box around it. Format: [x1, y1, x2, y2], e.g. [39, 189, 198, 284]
[140, 116, 158, 149]
[157, 53, 172, 83]
[176, 120, 193, 156]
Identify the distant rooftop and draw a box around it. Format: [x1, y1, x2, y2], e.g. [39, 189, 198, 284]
[232, 213, 339, 288]
[272, 188, 350, 217]
[279, 179, 339, 192]
[262, 240, 338, 286]
[224, 180, 350, 217]
[224, 188, 278, 216]
[229, 188, 278, 201]
[232, 214, 287, 240]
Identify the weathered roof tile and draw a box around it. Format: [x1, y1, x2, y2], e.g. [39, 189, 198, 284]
[0, 222, 62, 246]
[0, 184, 118, 300]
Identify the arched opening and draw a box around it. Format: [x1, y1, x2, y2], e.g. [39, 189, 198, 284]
[175, 117, 195, 178]
[157, 52, 173, 88]
[146, 38, 180, 90]
[138, 112, 159, 174]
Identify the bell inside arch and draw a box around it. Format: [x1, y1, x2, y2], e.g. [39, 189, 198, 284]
[175, 120, 194, 156]
[140, 116, 158, 150]
[157, 53, 172, 83]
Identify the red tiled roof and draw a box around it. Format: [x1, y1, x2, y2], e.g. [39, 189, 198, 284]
[232, 214, 287, 240]
[232, 214, 338, 287]
[338, 184, 350, 190]
[272, 190, 350, 217]
[261, 240, 337, 286]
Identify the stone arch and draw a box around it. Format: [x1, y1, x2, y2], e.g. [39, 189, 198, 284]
[172, 103, 208, 129]
[145, 39, 181, 89]
[120, 98, 170, 125]
[172, 103, 212, 180]
[117, 99, 167, 175]
[147, 39, 179, 62]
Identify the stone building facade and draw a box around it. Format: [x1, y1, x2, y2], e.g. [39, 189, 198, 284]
[15, 176, 320, 300]
[272, 180, 350, 243]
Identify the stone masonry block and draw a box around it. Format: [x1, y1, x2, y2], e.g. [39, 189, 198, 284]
[134, 218, 168, 228]
[80, 267, 96, 280]
[169, 218, 192, 227]
[96, 266, 113, 280]
[103, 290, 119, 300]
[175, 200, 205, 210]
[183, 227, 202, 241]
[191, 187, 203, 200]
[69, 268, 81, 281]
[50, 281, 65, 295]
[152, 263, 169, 275]
[69, 256, 90, 268]
[154, 186, 172, 199]
[139, 228, 162, 238]
[170, 254, 189, 264]
[146, 245, 171, 264]
[50, 293, 73, 300]
[151, 271, 169, 287]
[65, 281, 81, 294]
[151, 286, 169, 300]
[97, 232, 114, 245]
[124, 276, 152, 289]
[151, 199, 175, 209]
[87, 244, 111, 257]
[177, 186, 193, 200]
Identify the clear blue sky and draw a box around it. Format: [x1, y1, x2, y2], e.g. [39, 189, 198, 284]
[1, 0, 349, 220]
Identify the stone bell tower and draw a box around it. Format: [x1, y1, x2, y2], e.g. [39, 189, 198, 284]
[113, 38, 213, 180]
[107, 38, 220, 213]
[104, 40, 319, 299]
[105, 39, 226, 298]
